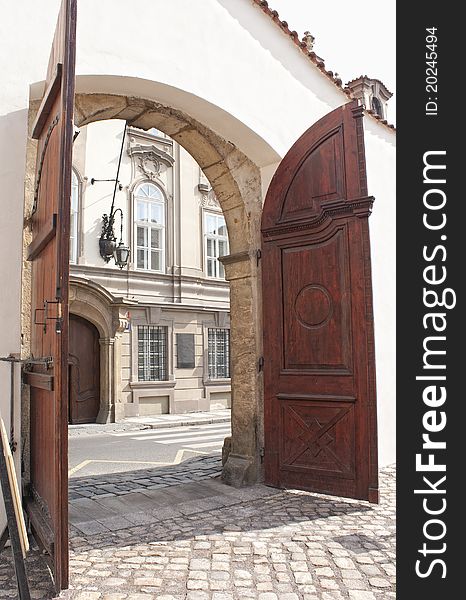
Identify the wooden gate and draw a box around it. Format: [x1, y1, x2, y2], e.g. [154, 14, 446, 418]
[23, 0, 77, 590]
[261, 101, 378, 502]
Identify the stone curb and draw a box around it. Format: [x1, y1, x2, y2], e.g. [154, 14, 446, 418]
[68, 415, 231, 436]
[143, 416, 231, 430]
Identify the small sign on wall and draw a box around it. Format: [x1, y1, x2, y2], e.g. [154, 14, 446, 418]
[176, 333, 195, 369]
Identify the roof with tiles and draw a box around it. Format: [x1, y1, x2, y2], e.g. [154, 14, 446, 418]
[251, 0, 396, 131]
[345, 75, 394, 98]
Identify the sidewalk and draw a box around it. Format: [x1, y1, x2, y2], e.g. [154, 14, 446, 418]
[68, 409, 231, 437]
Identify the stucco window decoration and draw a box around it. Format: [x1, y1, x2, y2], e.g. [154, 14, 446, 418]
[137, 325, 168, 381]
[204, 212, 229, 278]
[208, 328, 230, 379]
[134, 182, 165, 271]
[70, 169, 79, 263]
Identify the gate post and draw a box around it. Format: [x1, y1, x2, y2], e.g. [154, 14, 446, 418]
[220, 250, 263, 487]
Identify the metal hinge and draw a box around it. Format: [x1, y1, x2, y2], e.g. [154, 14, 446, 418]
[34, 300, 63, 334]
[23, 356, 54, 370]
[256, 249, 262, 266]
[259, 447, 265, 462]
[258, 356, 264, 372]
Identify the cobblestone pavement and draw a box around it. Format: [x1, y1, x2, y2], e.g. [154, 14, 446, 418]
[0, 465, 395, 600]
[69, 456, 222, 501]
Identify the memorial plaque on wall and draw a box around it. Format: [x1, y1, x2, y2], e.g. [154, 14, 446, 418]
[176, 334, 195, 369]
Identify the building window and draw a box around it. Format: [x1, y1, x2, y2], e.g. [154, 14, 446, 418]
[134, 182, 165, 271]
[70, 169, 79, 263]
[371, 96, 384, 118]
[204, 212, 228, 278]
[137, 325, 168, 381]
[208, 328, 230, 379]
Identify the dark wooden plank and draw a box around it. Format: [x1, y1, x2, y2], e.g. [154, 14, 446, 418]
[27, 214, 57, 261]
[31, 64, 62, 140]
[23, 371, 54, 391]
[24, 496, 54, 556]
[0, 426, 31, 599]
[276, 394, 356, 402]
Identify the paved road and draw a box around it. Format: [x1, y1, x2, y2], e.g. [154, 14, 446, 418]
[69, 422, 232, 478]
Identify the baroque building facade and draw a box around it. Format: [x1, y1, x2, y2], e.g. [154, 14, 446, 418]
[69, 120, 231, 423]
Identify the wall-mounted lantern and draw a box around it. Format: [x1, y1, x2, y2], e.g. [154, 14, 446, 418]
[99, 208, 130, 269]
[98, 123, 130, 269]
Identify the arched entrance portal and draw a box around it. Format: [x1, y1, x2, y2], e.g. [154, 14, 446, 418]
[70, 93, 265, 487]
[22, 4, 381, 592]
[68, 277, 131, 425]
[69, 314, 100, 424]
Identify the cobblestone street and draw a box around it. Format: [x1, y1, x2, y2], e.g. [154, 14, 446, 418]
[0, 464, 395, 600]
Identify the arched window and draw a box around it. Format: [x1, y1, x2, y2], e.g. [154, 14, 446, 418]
[70, 169, 79, 263]
[134, 182, 165, 272]
[371, 96, 384, 118]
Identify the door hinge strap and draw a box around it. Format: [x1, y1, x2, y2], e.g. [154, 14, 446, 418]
[34, 300, 63, 334]
[31, 114, 60, 216]
[258, 356, 265, 372]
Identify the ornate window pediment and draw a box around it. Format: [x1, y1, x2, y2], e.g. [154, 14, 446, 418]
[128, 143, 175, 182]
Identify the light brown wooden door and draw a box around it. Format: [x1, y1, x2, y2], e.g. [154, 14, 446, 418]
[69, 315, 100, 424]
[24, 0, 76, 591]
[261, 101, 378, 502]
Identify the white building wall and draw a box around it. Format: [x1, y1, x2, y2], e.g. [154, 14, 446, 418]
[71, 119, 231, 417]
[364, 118, 396, 467]
[180, 146, 204, 277]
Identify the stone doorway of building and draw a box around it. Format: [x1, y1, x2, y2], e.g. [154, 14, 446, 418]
[69, 314, 101, 424]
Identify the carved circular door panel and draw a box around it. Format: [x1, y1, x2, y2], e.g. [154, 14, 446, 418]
[294, 284, 333, 329]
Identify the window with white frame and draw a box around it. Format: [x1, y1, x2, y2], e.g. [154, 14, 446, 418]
[208, 328, 230, 379]
[137, 325, 168, 381]
[204, 212, 228, 278]
[70, 169, 79, 263]
[134, 182, 165, 271]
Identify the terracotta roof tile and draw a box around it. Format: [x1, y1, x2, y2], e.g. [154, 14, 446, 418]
[251, 0, 395, 131]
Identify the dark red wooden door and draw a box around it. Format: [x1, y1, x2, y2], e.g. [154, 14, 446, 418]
[69, 315, 100, 424]
[262, 101, 378, 503]
[25, 0, 76, 591]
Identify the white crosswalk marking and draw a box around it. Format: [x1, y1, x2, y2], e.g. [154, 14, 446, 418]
[142, 433, 228, 445]
[131, 426, 230, 441]
[111, 423, 230, 437]
[185, 440, 228, 449]
[111, 423, 231, 452]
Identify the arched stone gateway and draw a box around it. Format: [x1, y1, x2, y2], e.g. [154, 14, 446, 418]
[72, 93, 265, 486]
[3, 1, 396, 593]
[24, 92, 266, 487]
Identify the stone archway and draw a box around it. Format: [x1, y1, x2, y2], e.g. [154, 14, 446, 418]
[72, 94, 264, 486]
[69, 277, 131, 424]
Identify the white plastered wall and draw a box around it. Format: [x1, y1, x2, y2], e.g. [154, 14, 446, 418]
[0, 0, 396, 528]
[364, 118, 396, 467]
